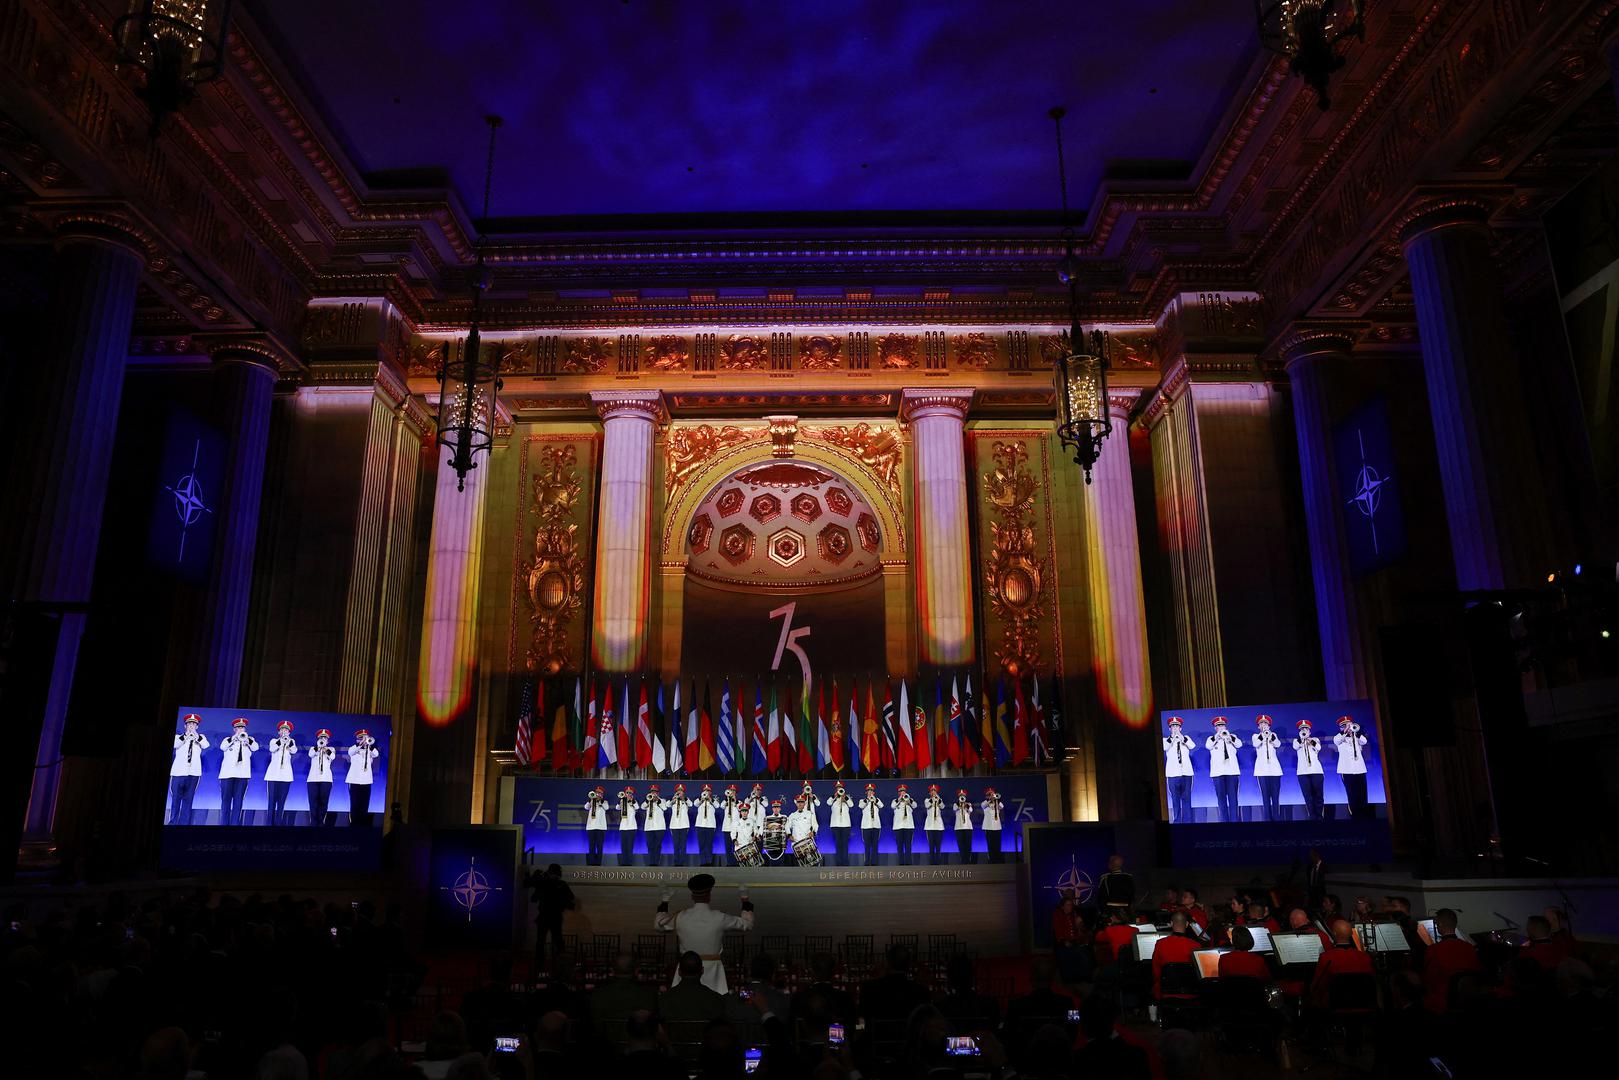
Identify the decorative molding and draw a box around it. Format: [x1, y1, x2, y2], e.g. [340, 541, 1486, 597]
[799, 422, 903, 504]
[898, 388, 974, 423]
[765, 414, 799, 458]
[590, 389, 668, 424]
[974, 436, 1057, 681]
[663, 423, 768, 507]
[1274, 321, 1369, 368]
[512, 434, 598, 676]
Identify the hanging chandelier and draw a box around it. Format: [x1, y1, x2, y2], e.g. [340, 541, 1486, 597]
[1254, 0, 1366, 110]
[436, 115, 504, 492]
[1046, 107, 1111, 485]
[115, 1, 234, 135]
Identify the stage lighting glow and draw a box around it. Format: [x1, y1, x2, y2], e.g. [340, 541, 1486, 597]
[1603, 629, 1611, 640]
[1574, 564, 1583, 575]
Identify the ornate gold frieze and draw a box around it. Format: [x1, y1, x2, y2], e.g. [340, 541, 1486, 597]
[663, 423, 767, 506]
[644, 334, 690, 372]
[765, 414, 799, 457]
[800, 422, 903, 503]
[952, 332, 998, 370]
[719, 333, 770, 370]
[406, 337, 447, 377]
[565, 336, 615, 373]
[977, 438, 1052, 680]
[875, 332, 918, 369]
[518, 442, 592, 676]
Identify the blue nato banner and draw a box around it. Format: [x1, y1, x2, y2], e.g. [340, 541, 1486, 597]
[159, 707, 391, 870]
[1160, 699, 1391, 866]
[147, 405, 228, 585]
[427, 826, 522, 949]
[508, 774, 1053, 860]
[1333, 397, 1407, 578]
[1025, 824, 1117, 949]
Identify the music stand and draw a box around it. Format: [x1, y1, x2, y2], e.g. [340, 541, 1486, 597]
[1273, 932, 1324, 966]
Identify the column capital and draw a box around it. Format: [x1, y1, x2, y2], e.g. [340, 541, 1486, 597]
[899, 387, 974, 423]
[1276, 321, 1368, 371]
[590, 389, 668, 424]
[199, 335, 294, 376]
[46, 210, 152, 265]
[1396, 197, 1492, 248]
[1105, 388, 1141, 422]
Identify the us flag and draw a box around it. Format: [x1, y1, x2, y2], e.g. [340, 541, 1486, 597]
[514, 677, 536, 766]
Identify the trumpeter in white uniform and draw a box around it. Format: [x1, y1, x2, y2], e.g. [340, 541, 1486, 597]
[1163, 716, 1196, 823]
[891, 783, 917, 864]
[800, 781, 823, 823]
[923, 784, 947, 865]
[617, 786, 640, 865]
[827, 782, 854, 866]
[720, 784, 741, 862]
[859, 783, 884, 864]
[1206, 716, 1243, 823]
[748, 783, 768, 832]
[168, 713, 208, 825]
[1251, 714, 1284, 821]
[346, 729, 379, 826]
[654, 873, 754, 993]
[264, 720, 299, 826]
[668, 783, 692, 867]
[981, 787, 1005, 863]
[643, 784, 668, 865]
[694, 783, 719, 865]
[583, 786, 610, 865]
[306, 728, 336, 826]
[1293, 720, 1325, 820]
[1333, 715, 1370, 820]
[217, 717, 258, 826]
[952, 788, 976, 864]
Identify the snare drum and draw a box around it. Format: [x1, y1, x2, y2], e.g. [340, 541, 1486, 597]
[735, 840, 764, 868]
[793, 835, 823, 867]
[762, 819, 788, 861]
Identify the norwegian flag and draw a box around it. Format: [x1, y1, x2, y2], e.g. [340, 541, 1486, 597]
[514, 677, 536, 766]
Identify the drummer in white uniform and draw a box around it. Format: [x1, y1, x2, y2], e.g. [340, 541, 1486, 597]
[654, 873, 755, 993]
[167, 713, 208, 825]
[731, 792, 759, 865]
[787, 793, 820, 865]
[264, 719, 298, 826]
[859, 783, 884, 864]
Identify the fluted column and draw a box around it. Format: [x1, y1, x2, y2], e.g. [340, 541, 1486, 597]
[181, 343, 279, 706]
[1283, 325, 1372, 700]
[417, 443, 490, 726]
[901, 388, 976, 667]
[1085, 390, 1153, 727]
[590, 391, 666, 672]
[1402, 203, 1546, 589]
[4, 223, 146, 839]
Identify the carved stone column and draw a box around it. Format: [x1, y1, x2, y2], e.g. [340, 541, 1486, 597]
[591, 391, 666, 672]
[1085, 390, 1153, 726]
[901, 388, 976, 667]
[1401, 202, 1548, 589]
[416, 444, 491, 726]
[1282, 324, 1373, 700]
[3, 222, 145, 842]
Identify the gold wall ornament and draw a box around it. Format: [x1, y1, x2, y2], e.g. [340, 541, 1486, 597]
[664, 423, 763, 506]
[798, 334, 843, 370]
[564, 335, 615, 373]
[497, 337, 537, 374]
[520, 443, 590, 676]
[876, 333, 918, 369]
[406, 337, 448, 377]
[644, 334, 691, 372]
[765, 414, 799, 457]
[952, 331, 999, 370]
[719, 333, 770, 370]
[980, 439, 1049, 680]
[802, 422, 903, 502]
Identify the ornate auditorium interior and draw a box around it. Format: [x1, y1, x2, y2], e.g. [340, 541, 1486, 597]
[3, 1, 1619, 1077]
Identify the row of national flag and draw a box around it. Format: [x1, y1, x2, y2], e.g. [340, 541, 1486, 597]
[514, 673, 1062, 778]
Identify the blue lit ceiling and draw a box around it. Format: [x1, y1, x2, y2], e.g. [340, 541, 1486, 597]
[249, 0, 1260, 225]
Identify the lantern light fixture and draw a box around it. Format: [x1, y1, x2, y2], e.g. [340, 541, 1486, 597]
[1254, 0, 1366, 110]
[115, 1, 234, 135]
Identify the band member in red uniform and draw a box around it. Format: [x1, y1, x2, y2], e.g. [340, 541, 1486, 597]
[1218, 926, 1272, 980]
[1152, 912, 1199, 1000]
[1310, 920, 1374, 1008]
[1421, 908, 1481, 1013]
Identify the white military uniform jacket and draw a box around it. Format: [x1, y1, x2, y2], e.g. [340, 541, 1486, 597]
[859, 796, 884, 830]
[643, 795, 667, 831]
[1206, 731, 1243, 778]
[891, 795, 917, 830]
[218, 733, 258, 779]
[923, 796, 946, 831]
[1334, 730, 1368, 775]
[748, 792, 768, 830]
[1251, 731, 1284, 778]
[170, 733, 208, 777]
[265, 736, 299, 782]
[952, 800, 974, 830]
[307, 744, 336, 784]
[347, 744, 378, 784]
[1163, 733, 1196, 778]
[694, 795, 718, 829]
[787, 808, 817, 843]
[1293, 733, 1324, 776]
[721, 795, 740, 836]
[732, 803, 758, 847]
[981, 798, 1004, 831]
[828, 794, 853, 828]
[583, 796, 609, 830]
[617, 797, 639, 831]
[668, 795, 691, 830]
[655, 902, 754, 994]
